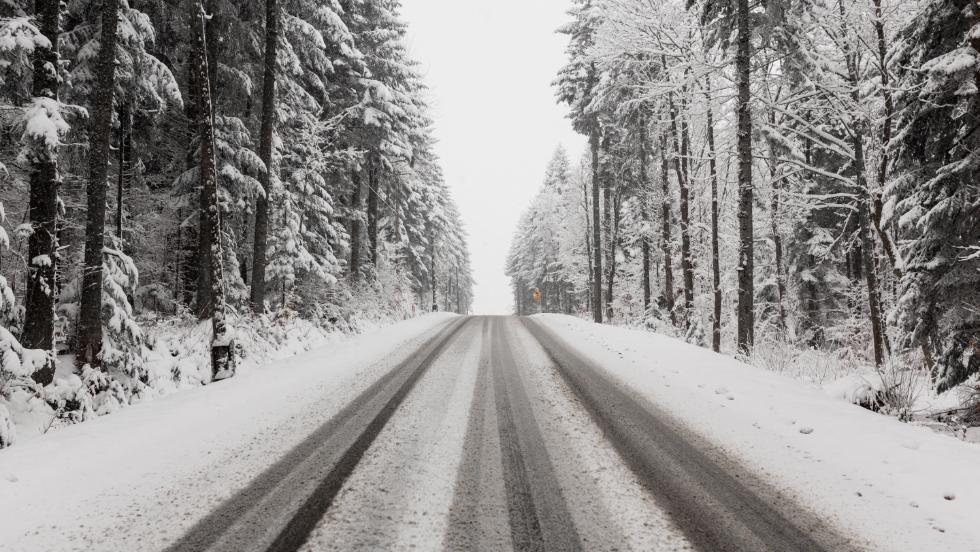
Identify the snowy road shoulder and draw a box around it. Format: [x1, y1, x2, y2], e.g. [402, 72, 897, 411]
[0, 313, 457, 552]
[533, 314, 980, 552]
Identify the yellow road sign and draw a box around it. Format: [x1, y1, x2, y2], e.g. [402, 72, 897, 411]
[533, 288, 541, 302]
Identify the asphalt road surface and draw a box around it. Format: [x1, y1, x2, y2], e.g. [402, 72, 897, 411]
[169, 316, 858, 552]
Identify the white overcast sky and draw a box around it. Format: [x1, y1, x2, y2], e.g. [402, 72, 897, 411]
[400, 1, 586, 314]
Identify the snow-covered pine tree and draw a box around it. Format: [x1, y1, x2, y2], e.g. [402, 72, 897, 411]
[889, 0, 980, 391]
[557, 0, 604, 323]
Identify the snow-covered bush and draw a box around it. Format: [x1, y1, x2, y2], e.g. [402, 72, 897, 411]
[101, 247, 147, 395]
[0, 326, 50, 448]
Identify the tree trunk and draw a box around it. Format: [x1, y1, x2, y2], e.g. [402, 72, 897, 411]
[601, 134, 615, 321]
[856, 137, 887, 366]
[193, 1, 234, 379]
[249, 0, 278, 312]
[23, 0, 61, 384]
[768, 111, 788, 335]
[659, 130, 676, 325]
[582, 164, 593, 315]
[430, 242, 437, 311]
[705, 79, 722, 353]
[116, 103, 132, 243]
[735, 0, 755, 354]
[349, 170, 363, 283]
[367, 153, 380, 268]
[667, 90, 695, 316]
[590, 125, 603, 323]
[840, 0, 887, 366]
[76, 0, 120, 370]
[193, 4, 220, 318]
[870, 0, 901, 275]
[638, 113, 652, 311]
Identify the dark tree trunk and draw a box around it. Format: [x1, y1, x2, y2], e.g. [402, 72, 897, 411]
[430, 242, 437, 311]
[367, 153, 380, 268]
[349, 170, 363, 283]
[193, 4, 221, 318]
[193, 1, 234, 379]
[768, 111, 788, 335]
[840, 0, 887, 366]
[856, 136, 887, 366]
[76, 0, 120, 370]
[116, 103, 132, 243]
[705, 79, 722, 353]
[250, 0, 278, 312]
[870, 0, 901, 276]
[581, 163, 593, 315]
[590, 125, 603, 323]
[23, 0, 61, 384]
[638, 113, 652, 311]
[601, 134, 614, 321]
[606, 187, 623, 321]
[735, 0, 755, 353]
[660, 131, 676, 325]
[667, 90, 695, 316]
[195, 154, 212, 317]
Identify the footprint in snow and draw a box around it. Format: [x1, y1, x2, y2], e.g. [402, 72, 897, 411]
[799, 427, 814, 435]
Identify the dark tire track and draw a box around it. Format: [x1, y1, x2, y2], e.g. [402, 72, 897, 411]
[444, 318, 507, 551]
[522, 318, 859, 552]
[166, 317, 471, 552]
[492, 317, 582, 552]
[445, 317, 583, 552]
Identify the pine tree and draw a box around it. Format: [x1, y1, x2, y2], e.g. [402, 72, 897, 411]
[890, 0, 980, 390]
[557, 0, 603, 323]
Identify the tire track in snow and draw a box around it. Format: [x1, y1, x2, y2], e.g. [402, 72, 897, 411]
[491, 316, 583, 552]
[523, 317, 857, 552]
[446, 316, 583, 551]
[166, 316, 471, 552]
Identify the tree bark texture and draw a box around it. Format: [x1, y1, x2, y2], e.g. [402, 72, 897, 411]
[705, 80, 722, 353]
[590, 125, 603, 323]
[659, 130, 676, 325]
[23, 0, 61, 383]
[735, 0, 755, 353]
[349, 169, 363, 283]
[193, 1, 234, 379]
[250, 0, 278, 312]
[76, 0, 120, 370]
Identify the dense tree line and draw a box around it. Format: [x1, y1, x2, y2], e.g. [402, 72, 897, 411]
[0, 0, 472, 445]
[509, 0, 979, 397]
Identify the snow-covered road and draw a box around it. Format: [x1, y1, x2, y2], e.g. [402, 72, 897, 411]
[3, 314, 979, 551]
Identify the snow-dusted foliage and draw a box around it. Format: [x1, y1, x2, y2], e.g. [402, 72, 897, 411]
[536, 0, 980, 415]
[889, 0, 980, 392]
[0, 0, 471, 446]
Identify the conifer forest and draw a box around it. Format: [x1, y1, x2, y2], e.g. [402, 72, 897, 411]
[2, 1, 980, 550]
[0, 0, 473, 440]
[509, 0, 980, 412]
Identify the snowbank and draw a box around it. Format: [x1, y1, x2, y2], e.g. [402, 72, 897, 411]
[0, 313, 455, 551]
[534, 314, 980, 552]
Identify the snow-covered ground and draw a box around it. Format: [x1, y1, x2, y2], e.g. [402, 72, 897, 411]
[5, 311, 413, 447]
[535, 314, 980, 552]
[0, 313, 455, 552]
